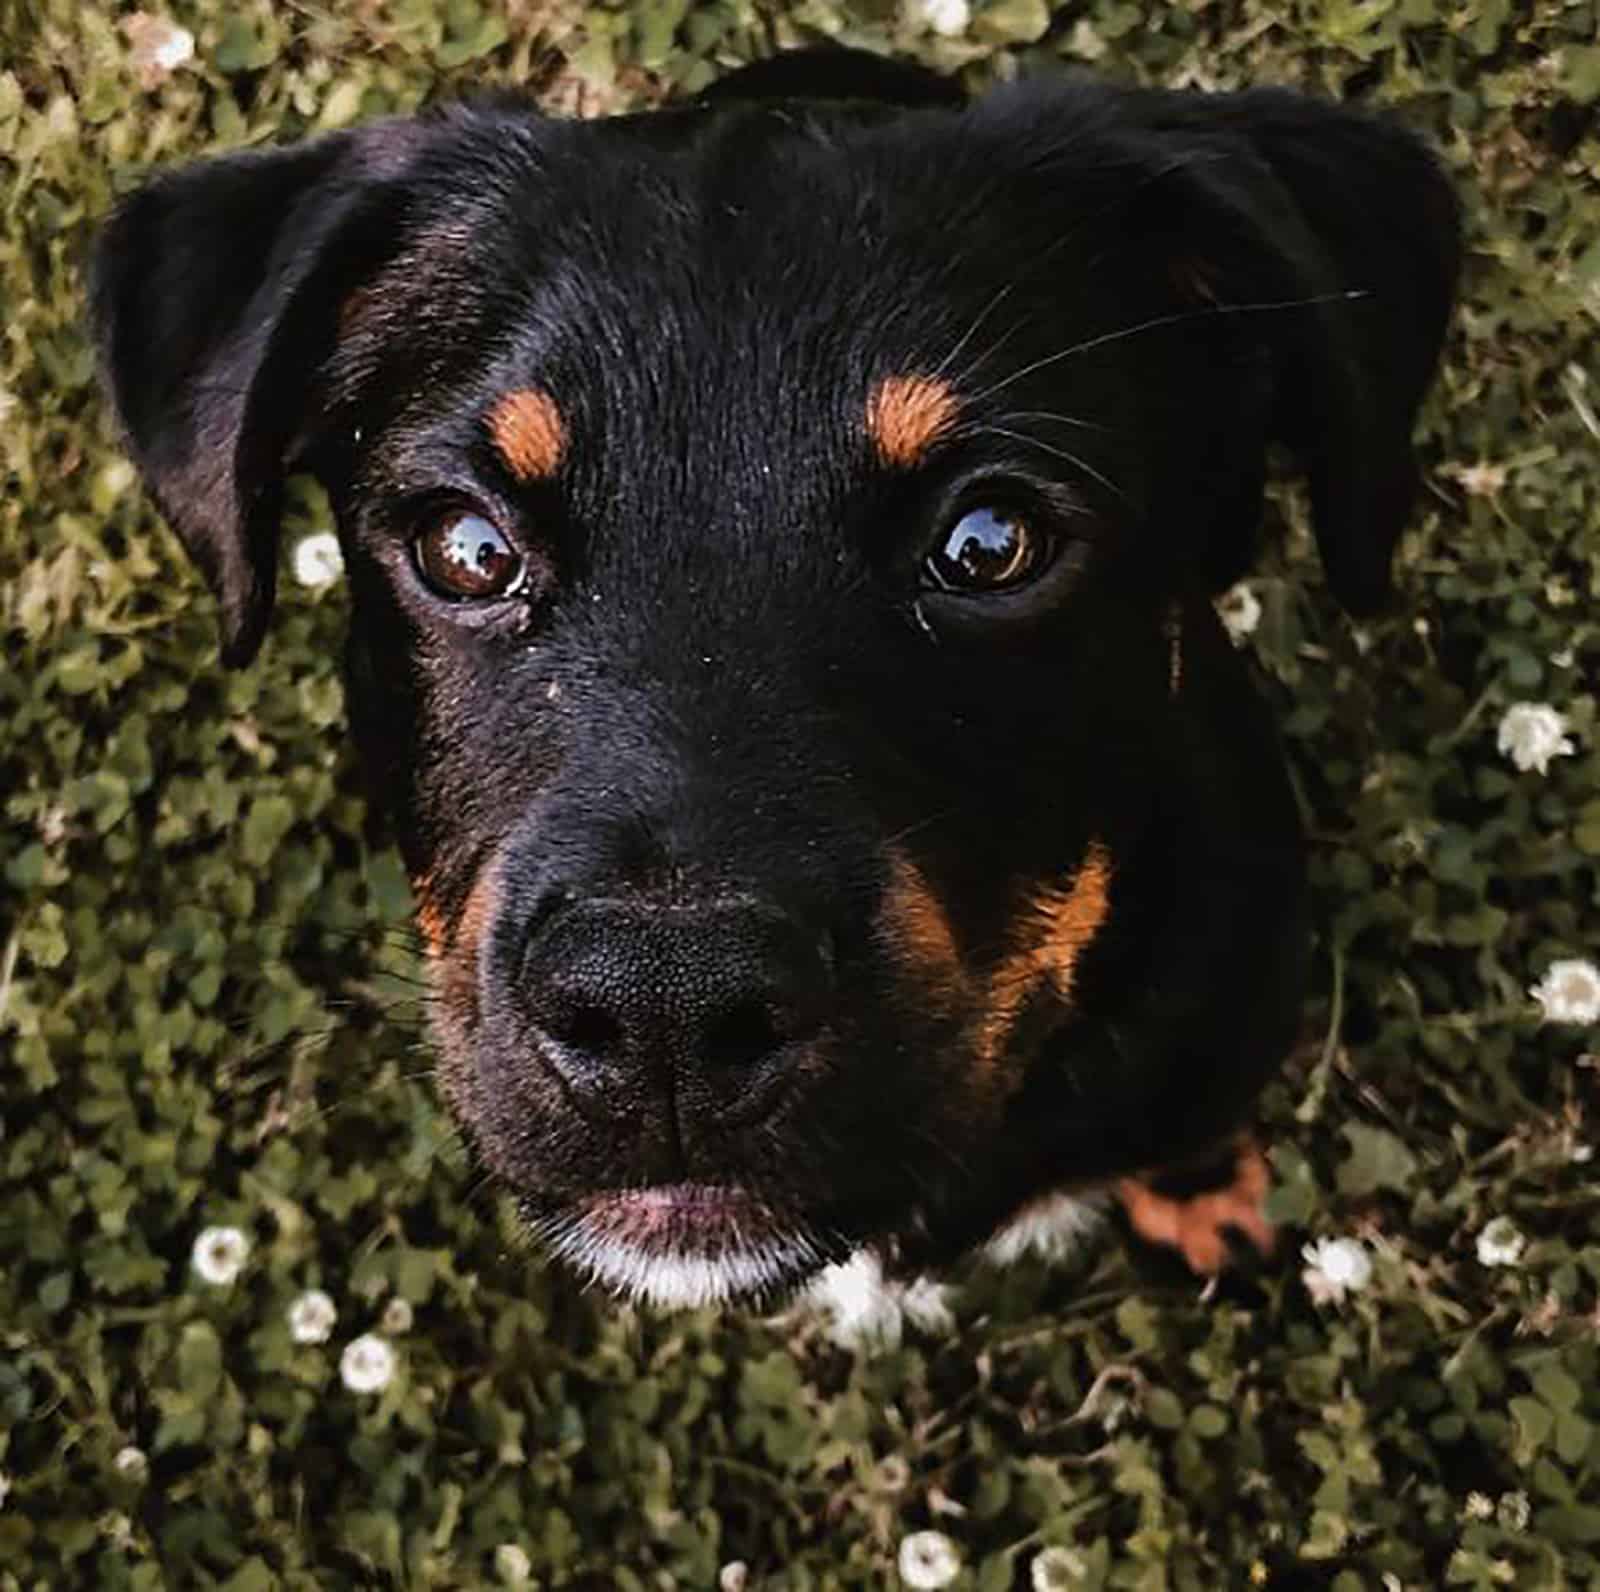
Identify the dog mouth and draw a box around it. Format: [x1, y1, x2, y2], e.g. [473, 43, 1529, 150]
[523, 1182, 831, 1309]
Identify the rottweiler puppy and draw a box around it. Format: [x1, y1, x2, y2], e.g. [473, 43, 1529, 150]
[91, 47, 1458, 1308]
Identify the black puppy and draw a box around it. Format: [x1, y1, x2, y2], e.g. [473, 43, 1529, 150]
[92, 48, 1458, 1308]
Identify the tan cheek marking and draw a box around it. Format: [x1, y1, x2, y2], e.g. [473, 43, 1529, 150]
[865, 374, 960, 469]
[978, 840, 1114, 1066]
[877, 848, 968, 1008]
[440, 862, 500, 1020]
[411, 872, 447, 958]
[487, 388, 566, 481]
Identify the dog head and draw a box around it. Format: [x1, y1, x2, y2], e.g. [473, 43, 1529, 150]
[93, 53, 1457, 1306]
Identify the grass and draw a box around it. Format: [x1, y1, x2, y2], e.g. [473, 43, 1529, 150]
[2, 0, 1598, 1586]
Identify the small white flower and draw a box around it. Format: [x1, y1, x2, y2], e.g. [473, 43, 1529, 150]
[1300, 1236, 1373, 1305]
[121, 14, 195, 85]
[1571, 1142, 1594, 1164]
[1464, 1491, 1494, 1520]
[381, 1296, 414, 1335]
[917, 0, 971, 36]
[287, 1289, 338, 1345]
[292, 530, 344, 589]
[898, 1529, 961, 1589]
[1031, 1545, 1088, 1590]
[1496, 1490, 1530, 1532]
[718, 1563, 750, 1592]
[340, 1332, 397, 1393]
[1476, 1216, 1526, 1268]
[1496, 702, 1576, 775]
[191, 1225, 250, 1286]
[112, 1446, 148, 1480]
[0, 1471, 9, 1508]
[807, 1250, 903, 1351]
[494, 1543, 532, 1585]
[1216, 582, 1262, 645]
[1530, 959, 1600, 1027]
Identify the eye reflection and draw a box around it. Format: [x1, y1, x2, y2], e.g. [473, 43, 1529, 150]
[924, 506, 1042, 592]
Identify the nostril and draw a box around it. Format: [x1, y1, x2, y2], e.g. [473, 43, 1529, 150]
[701, 999, 786, 1071]
[549, 1001, 625, 1062]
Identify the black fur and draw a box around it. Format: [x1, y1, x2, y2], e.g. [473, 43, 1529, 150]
[92, 48, 1459, 1299]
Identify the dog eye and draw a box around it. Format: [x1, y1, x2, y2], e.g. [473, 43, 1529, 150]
[413, 511, 525, 600]
[923, 506, 1047, 593]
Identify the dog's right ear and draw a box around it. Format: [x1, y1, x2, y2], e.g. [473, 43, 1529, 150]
[90, 125, 421, 665]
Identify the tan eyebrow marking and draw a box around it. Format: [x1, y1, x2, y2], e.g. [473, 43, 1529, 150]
[865, 374, 961, 468]
[487, 388, 567, 481]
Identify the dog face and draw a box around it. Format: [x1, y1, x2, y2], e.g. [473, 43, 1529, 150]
[93, 55, 1458, 1306]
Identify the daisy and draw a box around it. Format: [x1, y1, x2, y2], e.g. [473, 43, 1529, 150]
[898, 1530, 961, 1589]
[1032, 1545, 1089, 1589]
[340, 1333, 397, 1393]
[292, 531, 344, 589]
[191, 1226, 250, 1286]
[287, 1289, 338, 1345]
[1496, 703, 1575, 775]
[1300, 1236, 1372, 1305]
[1476, 1216, 1526, 1268]
[1530, 958, 1600, 1027]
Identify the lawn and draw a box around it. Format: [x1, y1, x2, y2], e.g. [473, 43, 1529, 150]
[2, 0, 1598, 1586]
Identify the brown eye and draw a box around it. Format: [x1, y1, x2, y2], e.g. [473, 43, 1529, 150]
[924, 506, 1046, 593]
[413, 511, 525, 600]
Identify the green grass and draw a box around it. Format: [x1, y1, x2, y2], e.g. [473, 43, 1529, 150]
[3, 0, 1599, 1586]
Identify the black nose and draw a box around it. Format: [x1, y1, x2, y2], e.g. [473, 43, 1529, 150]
[519, 896, 833, 1125]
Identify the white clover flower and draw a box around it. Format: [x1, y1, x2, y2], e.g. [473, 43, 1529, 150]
[807, 1250, 904, 1351]
[122, 14, 195, 82]
[1495, 702, 1576, 774]
[191, 1225, 250, 1285]
[898, 1529, 962, 1589]
[381, 1296, 414, 1335]
[1476, 1216, 1526, 1268]
[917, 0, 971, 36]
[112, 1446, 148, 1481]
[1300, 1236, 1373, 1305]
[292, 530, 344, 589]
[340, 1332, 397, 1393]
[494, 1543, 532, 1585]
[1530, 959, 1600, 1027]
[1031, 1545, 1088, 1590]
[1497, 1491, 1530, 1532]
[287, 1289, 338, 1345]
[1464, 1491, 1494, 1520]
[1216, 582, 1262, 645]
[718, 1563, 750, 1592]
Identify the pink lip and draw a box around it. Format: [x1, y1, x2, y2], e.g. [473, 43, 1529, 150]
[580, 1182, 770, 1246]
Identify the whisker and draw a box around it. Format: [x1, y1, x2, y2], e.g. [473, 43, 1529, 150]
[962, 423, 1128, 506]
[968, 289, 1369, 405]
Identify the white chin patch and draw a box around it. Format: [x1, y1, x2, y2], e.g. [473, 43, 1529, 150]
[982, 1190, 1107, 1267]
[545, 1221, 822, 1311]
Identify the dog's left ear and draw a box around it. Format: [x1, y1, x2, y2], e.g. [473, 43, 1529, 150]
[1124, 88, 1461, 613]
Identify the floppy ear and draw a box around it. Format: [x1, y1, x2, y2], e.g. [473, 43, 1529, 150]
[1134, 88, 1461, 613]
[90, 125, 421, 664]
